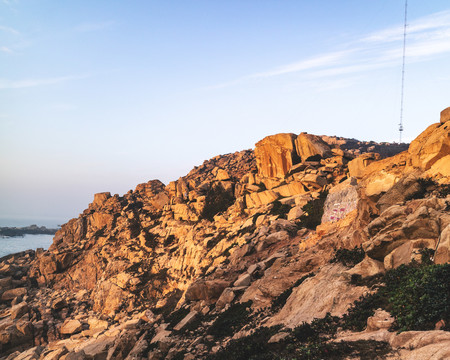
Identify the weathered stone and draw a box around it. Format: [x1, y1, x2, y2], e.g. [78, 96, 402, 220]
[295, 133, 332, 161]
[287, 206, 304, 221]
[10, 302, 29, 320]
[267, 264, 368, 328]
[408, 121, 450, 171]
[366, 309, 395, 331]
[441, 107, 450, 124]
[435, 224, 450, 264]
[173, 311, 198, 331]
[216, 288, 236, 310]
[255, 133, 299, 178]
[347, 153, 379, 179]
[185, 280, 230, 302]
[345, 256, 385, 278]
[321, 178, 358, 224]
[1, 287, 27, 301]
[233, 273, 251, 287]
[60, 319, 82, 335]
[91, 192, 111, 208]
[245, 190, 279, 208]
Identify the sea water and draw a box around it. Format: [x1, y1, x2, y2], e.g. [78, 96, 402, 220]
[0, 234, 55, 258]
[0, 217, 64, 258]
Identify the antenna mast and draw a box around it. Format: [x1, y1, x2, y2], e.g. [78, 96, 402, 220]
[399, 0, 408, 143]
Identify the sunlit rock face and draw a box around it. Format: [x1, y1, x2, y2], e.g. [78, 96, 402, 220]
[2, 108, 449, 360]
[254, 133, 299, 178]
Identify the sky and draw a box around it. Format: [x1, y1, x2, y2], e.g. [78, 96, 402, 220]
[1, 0, 450, 225]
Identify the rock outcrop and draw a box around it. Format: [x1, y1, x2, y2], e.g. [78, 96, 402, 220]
[1, 108, 449, 360]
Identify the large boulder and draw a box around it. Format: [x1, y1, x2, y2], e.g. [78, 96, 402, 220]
[321, 178, 359, 224]
[347, 153, 380, 179]
[254, 134, 299, 178]
[295, 133, 332, 161]
[267, 264, 368, 328]
[407, 120, 450, 171]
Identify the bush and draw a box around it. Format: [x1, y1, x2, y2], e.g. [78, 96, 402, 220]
[207, 301, 252, 339]
[330, 246, 365, 267]
[298, 191, 328, 230]
[206, 326, 281, 360]
[201, 184, 235, 221]
[293, 313, 339, 342]
[384, 263, 450, 331]
[341, 291, 386, 332]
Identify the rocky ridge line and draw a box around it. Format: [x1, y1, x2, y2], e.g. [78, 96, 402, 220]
[0, 107, 449, 359]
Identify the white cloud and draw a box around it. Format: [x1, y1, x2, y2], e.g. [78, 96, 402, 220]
[209, 9, 450, 89]
[0, 46, 14, 53]
[0, 25, 20, 35]
[248, 51, 354, 79]
[0, 75, 88, 89]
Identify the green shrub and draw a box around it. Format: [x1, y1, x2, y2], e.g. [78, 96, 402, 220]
[206, 326, 281, 360]
[384, 263, 450, 331]
[342, 291, 386, 332]
[293, 313, 339, 342]
[298, 191, 328, 230]
[207, 301, 252, 339]
[330, 246, 365, 267]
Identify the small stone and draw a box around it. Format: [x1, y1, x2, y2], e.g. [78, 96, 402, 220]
[233, 273, 251, 287]
[60, 319, 83, 335]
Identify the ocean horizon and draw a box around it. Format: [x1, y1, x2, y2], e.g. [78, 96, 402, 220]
[0, 217, 64, 258]
[0, 233, 54, 258]
[0, 217, 67, 229]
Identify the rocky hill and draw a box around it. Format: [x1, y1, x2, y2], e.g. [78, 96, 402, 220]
[0, 108, 449, 360]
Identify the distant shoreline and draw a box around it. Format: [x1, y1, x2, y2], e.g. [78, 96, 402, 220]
[0, 224, 59, 237]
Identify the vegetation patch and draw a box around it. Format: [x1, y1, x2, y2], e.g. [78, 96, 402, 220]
[206, 326, 281, 360]
[207, 301, 252, 339]
[341, 291, 386, 332]
[293, 313, 340, 342]
[330, 246, 365, 267]
[384, 263, 450, 331]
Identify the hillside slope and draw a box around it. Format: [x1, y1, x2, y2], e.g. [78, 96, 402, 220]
[0, 108, 449, 360]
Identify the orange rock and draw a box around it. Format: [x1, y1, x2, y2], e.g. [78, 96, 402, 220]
[407, 121, 450, 171]
[254, 133, 299, 178]
[295, 132, 332, 161]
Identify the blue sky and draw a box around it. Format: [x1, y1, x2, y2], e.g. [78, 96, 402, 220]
[1, 0, 450, 224]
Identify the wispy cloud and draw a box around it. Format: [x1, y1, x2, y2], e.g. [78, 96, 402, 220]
[209, 10, 450, 89]
[74, 21, 115, 33]
[0, 75, 88, 89]
[0, 25, 20, 35]
[0, 46, 14, 53]
[249, 51, 354, 79]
